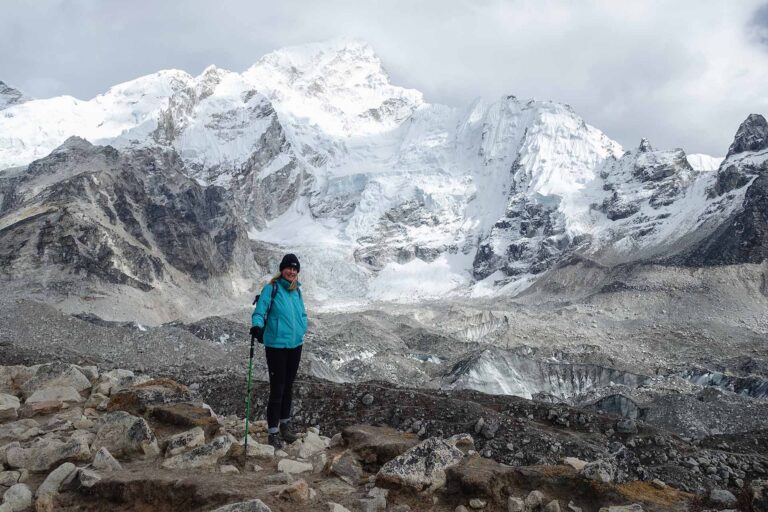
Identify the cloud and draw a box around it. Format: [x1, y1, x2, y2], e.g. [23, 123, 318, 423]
[1, 0, 767, 155]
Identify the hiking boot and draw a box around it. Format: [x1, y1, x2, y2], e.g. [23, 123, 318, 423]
[280, 422, 299, 444]
[267, 432, 284, 450]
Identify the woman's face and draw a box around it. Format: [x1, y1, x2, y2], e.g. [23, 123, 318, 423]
[281, 267, 298, 282]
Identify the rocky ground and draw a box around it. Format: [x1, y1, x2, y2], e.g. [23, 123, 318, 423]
[3, 361, 767, 512]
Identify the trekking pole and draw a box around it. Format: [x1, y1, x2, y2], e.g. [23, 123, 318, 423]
[243, 333, 256, 469]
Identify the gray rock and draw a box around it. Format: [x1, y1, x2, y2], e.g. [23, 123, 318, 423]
[5, 436, 90, 472]
[0, 395, 20, 421]
[525, 490, 545, 510]
[263, 473, 294, 484]
[358, 495, 386, 512]
[208, 499, 272, 512]
[277, 458, 313, 474]
[615, 419, 637, 434]
[0, 471, 18, 487]
[376, 436, 464, 492]
[92, 447, 122, 471]
[76, 468, 101, 488]
[581, 459, 615, 483]
[327, 503, 351, 512]
[0, 483, 31, 512]
[92, 411, 159, 457]
[508, 496, 525, 512]
[330, 450, 363, 485]
[165, 426, 205, 456]
[20, 363, 91, 398]
[0, 420, 40, 443]
[709, 489, 737, 508]
[544, 500, 561, 512]
[597, 505, 643, 512]
[34, 462, 77, 512]
[361, 393, 374, 406]
[162, 436, 232, 470]
[469, 498, 487, 509]
[291, 431, 326, 459]
[23, 386, 84, 415]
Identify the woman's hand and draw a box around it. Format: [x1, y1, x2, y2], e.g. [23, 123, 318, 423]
[250, 325, 264, 343]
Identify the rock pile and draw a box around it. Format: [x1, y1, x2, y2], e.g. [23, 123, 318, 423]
[0, 363, 761, 511]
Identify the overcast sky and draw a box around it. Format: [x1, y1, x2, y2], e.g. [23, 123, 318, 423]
[2, 0, 767, 155]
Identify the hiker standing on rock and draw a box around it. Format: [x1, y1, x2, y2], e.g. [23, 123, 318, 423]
[250, 253, 307, 449]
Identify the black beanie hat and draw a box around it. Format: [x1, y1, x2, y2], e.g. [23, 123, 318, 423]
[279, 253, 300, 273]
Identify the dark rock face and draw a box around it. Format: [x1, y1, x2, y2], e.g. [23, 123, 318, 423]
[0, 81, 27, 110]
[727, 114, 768, 157]
[0, 138, 255, 294]
[474, 196, 568, 280]
[678, 169, 768, 266]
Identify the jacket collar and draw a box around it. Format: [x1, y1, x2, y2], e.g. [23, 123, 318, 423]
[277, 277, 301, 289]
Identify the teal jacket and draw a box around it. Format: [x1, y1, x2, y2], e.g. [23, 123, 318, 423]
[251, 278, 307, 349]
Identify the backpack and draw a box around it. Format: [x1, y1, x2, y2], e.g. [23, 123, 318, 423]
[252, 283, 279, 344]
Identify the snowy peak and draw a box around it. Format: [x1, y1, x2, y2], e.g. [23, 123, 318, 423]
[0, 81, 28, 110]
[244, 39, 424, 135]
[638, 138, 654, 153]
[727, 113, 768, 157]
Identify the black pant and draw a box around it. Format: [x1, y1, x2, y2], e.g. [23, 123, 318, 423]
[264, 345, 302, 429]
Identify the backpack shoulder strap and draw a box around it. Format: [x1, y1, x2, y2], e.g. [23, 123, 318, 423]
[264, 281, 279, 322]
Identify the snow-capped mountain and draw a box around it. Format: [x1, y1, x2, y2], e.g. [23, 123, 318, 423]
[1, 39, 765, 312]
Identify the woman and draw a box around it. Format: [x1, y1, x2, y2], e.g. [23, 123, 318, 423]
[250, 253, 308, 449]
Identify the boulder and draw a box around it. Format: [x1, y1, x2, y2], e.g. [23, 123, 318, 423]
[278, 478, 311, 503]
[73, 366, 99, 383]
[277, 459, 313, 475]
[220, 465, 239, 474]
[164, 427, 206, 457]
[0, 395, 20, 421]
[447, 433, 475, 453]
[508, 497, 525, 512]
[525, 490, 545, 510]
[597, 506, 643, 512]
[84, 393, 109, 410]
[0, 366, 35, 396]
[149, 402, 220, 437]
[107, 379, 193, 415]
[580, 460, 614, 483]
[245, 442, 275, 460]
[376, 436, 464, 492]
[0, 420, 40, 444]
[544, 500, 561, 512]
[5, 436, 90, 472]
[161, 435, 232, 470]
[92, 447, 122, 471]
[0, 471, 23, 488]
[291, 431, 327, 459]
[34, 462, 77, 512]
[92, 411, 159, 458]
[94, 369, 148, 396]
[22, 386, 84, 416]
[0, 483, 32, 512]
[20, 364, 90, 399]
[562, 457, 587, 471]
[709, 489, 737, 508]
[329, 450, 363, 485]
[469, 498, 487, 509]
[342, 425, 418, 468]
[208, 499, 272, 511]
[76, 468, 101, 488]
[615, 419, 638, 435]
[327, 503, 351, 512]
[751, 480, 768, 512]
